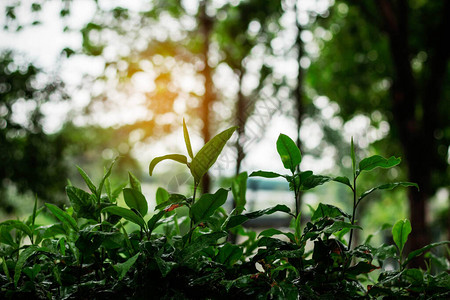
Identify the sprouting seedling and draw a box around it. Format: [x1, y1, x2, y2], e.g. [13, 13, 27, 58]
[250, 133, 331, 217]
[333, 137, 419, 250]
[149, 118, 237, 206]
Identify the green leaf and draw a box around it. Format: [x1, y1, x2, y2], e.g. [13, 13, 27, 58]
[358, 155, 401, 173]
[301, 175, 331, 190]
[216, 243, 243, 266]
[231, 172, 247, 214]
[276, 133, 301, 173]
[128, 171, 141, 192]
[258, 228, 295, 242]
[351, 137, 356, 176]
[403, 241, 450, 267]
[183, 118, 194, 159]
[392, 219, 412, 254]
[190, 126, 237, 184]
[114, 253, 139, 280]
[45, 203, 78, 232]
[155, 194, 187, 210]
[311, 203, 350, 221]
[294, 212, 302, 243]
[0, 220, 33, 239]
[149, 154, 188, 176]
[76, 165, 97, 195]
[147, 211, 165, 233]
[333, 176, 352, 188]
[155, 187, 170, 206]
[155, 255, 177, 277]
[249, 170, 283, 178]
[123, 188, 148, 217]
[14, 245, 50, 287]
[180, 231, 227, 262]
[191, 188, 229, 223]
[359, 182, 419, 201]
[66, 186, 96, 218]
[225, 205, 291, 229]
[324, 221, 362, 235]
[102, 206, 146, 229]
[97, 158, 117, 200]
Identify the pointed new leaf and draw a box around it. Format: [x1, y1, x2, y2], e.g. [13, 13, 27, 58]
[45, 203, 78, 232]
[128, 171, 141, 192]
[359, 155, 401, 173]
[190, 126, 237, 183]
[76, 166, 97, 195]
[183, 118, 194, 159]
[359, 182, 419, 201]
[102, 206, 146, 229]
[392, 219, 412, 254]
[249, 171, 283, 178]
[231, 172, 247, 215]
[123, 188, 148, 217]
[191, 188, 229, 223]
[97, 158, 117, 199]
[149, 154, 188, 176]
[14, 245, 50, 287]
[276, 134, 301, 173]
[0, 220, 33, 240]
[114, 253, 139, 280]
[403, 241, 450, 267]
[155, 187, 170, 206]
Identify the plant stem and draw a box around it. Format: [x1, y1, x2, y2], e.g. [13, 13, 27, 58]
[188, 183, 199, 244]
[291, 173, 300, 217]
[348, 176, 357, 250]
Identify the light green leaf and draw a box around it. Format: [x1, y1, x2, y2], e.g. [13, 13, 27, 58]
[276, 134, 301, 173]
[183, 118, 194, 159]
[359, 155, 401, 173]
[231, 172, 247, 214]
[190, 126, 237, 184]
[97, 158, 117, 199]
[114, 253, 139, 280]
[249, 170, 283, 178]
[123, 188, 148, 217]
[359, 182, 419, 201]
[45, 203, 78, 232]
[128, 171, 141, 192]
[155, 187, 170, 206]
[392, 219, 412, 254]
[149, 154, 188, 176]
[191, 188, 229, 223]
[102, 206, 146, 229]
[76, 166, 97, 195]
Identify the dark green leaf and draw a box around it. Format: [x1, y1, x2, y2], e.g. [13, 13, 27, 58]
[324, 221, 362, 235]
[14, 245, 50, 287]
[155, 194, 187, 210]
[123, 188, 148, 217]
[76, 165, 97, 195]
[276, 133, 301, 173]
[45, 203, 78, 232]
[190, 126, 237, 183]
[128, 171, 141, 192]
[392, 219, 411, 254]
[258, 228, 295, 242]
[359, 182, 419, 201]
[114, 253, 139, 280]
[191, 188, 229, 223]
[333, 176, 352, 188]
[0, 220, 33, 239]
[346, 261, 380, 276]
[149, 154, 188, 176]
[403, 241, 450, 267]
[155, 255, 177, 277]
[180, 231, 227, 262]
[147, 211, 165, 233]
[216, 243, 243, 266]
[102, 206, 146, 229]
[225, 205, 291, 229]
[358, 155, 401, 173]
[301, 175, 331, 190]
[183, 118, 194, 159]
[311, 203, 350, 221]
[249, 170, 283, 178]
[66, 186, 95, 218]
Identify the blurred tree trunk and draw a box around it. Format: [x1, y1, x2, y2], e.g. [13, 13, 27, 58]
[199, 0, 214, 193]
[375, 0, 450, 267]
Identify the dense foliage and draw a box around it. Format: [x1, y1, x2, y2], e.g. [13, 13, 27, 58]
[1, 122, 448, 299]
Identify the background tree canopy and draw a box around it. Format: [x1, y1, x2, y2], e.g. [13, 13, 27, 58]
[1, 0, 448, 267]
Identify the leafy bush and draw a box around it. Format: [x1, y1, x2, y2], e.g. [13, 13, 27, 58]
[1, 121, 449, 299]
